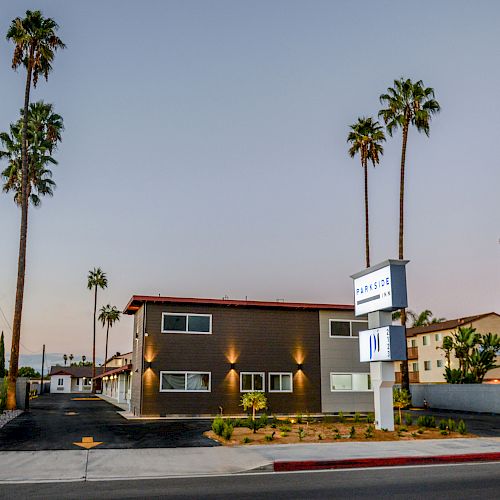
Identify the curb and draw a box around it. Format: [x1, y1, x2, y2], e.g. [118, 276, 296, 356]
[273, 452, 500, 472]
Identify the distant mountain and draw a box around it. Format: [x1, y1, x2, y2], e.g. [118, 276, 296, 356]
[5, 353, 103, 374]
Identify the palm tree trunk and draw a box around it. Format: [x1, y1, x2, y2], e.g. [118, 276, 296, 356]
[92, 286, 97, 390]
[6, 54, 33, 410]
[104, 323, 109, 373]
[364, 162, 370, 268]
[399, 121, 410, 392]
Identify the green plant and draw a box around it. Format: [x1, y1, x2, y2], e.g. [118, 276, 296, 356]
[405, 414, 413, 426]
[338, 411, 345, 423]
[393, 388, 412, 424]
[394, 413, 401, 425]
[457, 420, 467, 435]
[364, 425, 374, 438]
[366, 413, 375, 424]
[264, 432, 275, 442]
[411, 432, 417, 438]
[221, 422, 234, 440]
[298, 427, 306, 441]
[280, 432, 288, 437]
[349, 426, 356, 438]
[439, 419, 448, 431]
[279, 425, 292, 433]
[334, 431, 341, 440]
[212, 416, 225, 436]
[417, 415, 436, 428]
[270, 423, 277, 429]
[240, 392, 268, 432]
[259, 413, 268, 426]
[417, 428, 424, 434]
[399, 425, 408, 432]
[296, 413, 303, 424]
[318, 433, 324, 440]
[447, 418, 456, 432]
[354, 412, 361, 423]
[440, 430, 448, 436]
[242, 437, 252, 444]
[0, 378, 8, 412]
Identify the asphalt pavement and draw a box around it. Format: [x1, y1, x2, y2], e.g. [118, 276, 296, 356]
[0, 393, 216, 450]
[1, 462, 499, 499]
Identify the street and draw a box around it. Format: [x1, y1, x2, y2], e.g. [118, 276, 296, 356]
[1, 462, 499, 499]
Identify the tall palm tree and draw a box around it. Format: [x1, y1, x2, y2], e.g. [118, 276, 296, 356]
[69, 353, 74, 365]
[379, 78, 440, 391]
[63, 354, 68, 366]
[87, 268, 108, 385]
[5, 10, 64, 409]
[347, 117, 385, 268]
[98, 305, 121, 372]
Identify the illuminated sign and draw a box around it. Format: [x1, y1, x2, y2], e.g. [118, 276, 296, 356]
[351, 260, 409, 316]
[359, 326, 407, 362]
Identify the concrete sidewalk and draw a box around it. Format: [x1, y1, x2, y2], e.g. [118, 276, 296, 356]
[0, 437, 499, 483]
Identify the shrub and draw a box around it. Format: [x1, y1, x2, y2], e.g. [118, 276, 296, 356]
[411, 432, 418, 438]
[457, 420, 467, 435]
[447, 418, 456, 432]
[296, 413, 303, 424]
[405, 414, 413, 426]
[281, 432, 288, 437]
[0, 379, 7, 412]
[354, 412, 361, 423]
[279, 425, 292, 433]
[232, 418, 245, 428]
[222, 422, 234, 440]
[212, 416, 225, 437]
[334, 431, 341, 440]
[364, 425, 374, 438]
[338, 411, 345, 423]
[399, 425, 408, 432]
[349, 426, 356, 438]
[366, 413, 375, 424]
[248, 418, 265, 433]
[394, 413, 401, 425]
[264, 432, 275, 442]
[417, 428, 424, 434]
[270, 423, 277, 429]
[318, 433, 324, 440]
[440, 430, 449, 436]
[242, 437, 252, 444]
[259, 413, 268, 426]
[417, 415, 436, 428]
[298, 427, 306, 441]
[439, 419, 448, 431]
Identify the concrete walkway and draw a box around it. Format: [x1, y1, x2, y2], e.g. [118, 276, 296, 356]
[0, 437, 499, 483]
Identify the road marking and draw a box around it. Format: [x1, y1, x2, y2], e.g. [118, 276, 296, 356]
[71, 397, 101, 401]
[73, 437, 103, 449]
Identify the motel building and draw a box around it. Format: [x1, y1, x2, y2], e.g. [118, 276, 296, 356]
[49, 365, 105, 393]
[94, 352, 133, 406]
[394, 312, 500, 384]
[124, 295, 373, 417]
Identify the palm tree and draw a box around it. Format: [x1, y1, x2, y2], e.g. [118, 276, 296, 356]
[5, 10, 64, 410]
[69, 354, 74, 365]
[63, 354, 68, 366]
[347, 117, 385, 268]
[98, 305, 121, 372]
[82, 355, 86, 364]
[87, 268, 108, 386]
[379, 78, 440, 391]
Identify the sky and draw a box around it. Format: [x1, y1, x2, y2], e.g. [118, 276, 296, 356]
[0, 0, 499, 367]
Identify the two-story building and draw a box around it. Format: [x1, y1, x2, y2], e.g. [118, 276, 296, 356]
[94, 351, 133, 405]
[124, 295, 373, 417]
[395, 312, 500, 384]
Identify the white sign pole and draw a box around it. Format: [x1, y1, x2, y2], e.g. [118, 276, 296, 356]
[368, 311, 395, 430]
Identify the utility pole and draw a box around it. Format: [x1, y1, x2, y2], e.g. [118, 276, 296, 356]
[40, 344, 45, 395]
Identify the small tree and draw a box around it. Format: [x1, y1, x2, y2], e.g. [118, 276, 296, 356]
[393, 388, 411, 424]
[18, 366, 40, 378]
[240, 392, 267, 432]
[0, 332, 5, 378]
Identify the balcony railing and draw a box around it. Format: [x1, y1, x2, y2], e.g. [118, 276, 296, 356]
[407, 347, 419, 360]
[395, 371, 420, 384]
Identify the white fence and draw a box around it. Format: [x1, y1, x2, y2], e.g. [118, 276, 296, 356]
[410, 384, 500, 413]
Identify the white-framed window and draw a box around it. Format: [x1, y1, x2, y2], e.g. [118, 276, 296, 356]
[424, 361, 431, 371]
[240, 372, 265, 392]
[159, 371, 211, 392]
[330, 373, 371, 392]
[410, 339, 417, 348]
[435, 333, 442, 342]
[329, 319, 368, 338]
[268, 373, 293, 393]
[423, 335, 429, 346]
[58, 378, 64, 386]
[161, 313, 212, 334]
[436, 359, 443, 368]
[412, 362, 419, 372]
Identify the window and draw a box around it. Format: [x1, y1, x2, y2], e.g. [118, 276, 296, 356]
[412, 362, 419, 372]
[422, 335, 429, 346]
[269, 373, 293, 392]
[436, 359, 443, 368]
[424, 361, 431, 371]
[161, 313, 212, 334]
[435, 333, 442, 342]
[330, 373, 371, 391]
[411, 339, 417, 348]
[58, 378, 64, 386]
[329, 320, 368, 338]
[240, 372, 264, 392]
[159, 371, 211, 392]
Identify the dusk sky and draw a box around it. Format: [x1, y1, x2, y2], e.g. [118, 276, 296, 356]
[0, 0, 499, 367]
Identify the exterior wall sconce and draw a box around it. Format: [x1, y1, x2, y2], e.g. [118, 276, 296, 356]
[230, 363, 236, 370]
[297, 363, 303, 371]
[145, 361, 152, 369]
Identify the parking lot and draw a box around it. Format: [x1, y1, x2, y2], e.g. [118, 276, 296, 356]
[0, 394, 216, 450]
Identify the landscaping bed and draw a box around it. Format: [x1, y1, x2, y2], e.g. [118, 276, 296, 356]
[205, 414, 474, 446]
